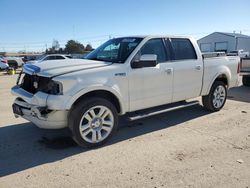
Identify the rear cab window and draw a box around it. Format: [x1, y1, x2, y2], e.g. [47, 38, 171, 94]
[169, 38, 197, 60]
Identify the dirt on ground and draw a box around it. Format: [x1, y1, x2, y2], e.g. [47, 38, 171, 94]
[0, 74, 249, 188]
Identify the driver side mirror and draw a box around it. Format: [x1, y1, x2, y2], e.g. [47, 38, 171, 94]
[131, 54, 157, 69]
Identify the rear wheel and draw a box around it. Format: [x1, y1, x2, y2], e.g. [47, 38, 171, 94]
[242, 75, 250, 87]
[202, 81, 227, 112]
[68, 97, 118, 148]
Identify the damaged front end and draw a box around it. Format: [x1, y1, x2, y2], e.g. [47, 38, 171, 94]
[11, 64, 68, 129]
[17, 66, 63, 95]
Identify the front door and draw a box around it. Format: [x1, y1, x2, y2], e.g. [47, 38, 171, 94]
[128, 38, 174, 111]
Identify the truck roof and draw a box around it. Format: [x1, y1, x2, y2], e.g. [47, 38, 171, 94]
[115, 35, 193, 39]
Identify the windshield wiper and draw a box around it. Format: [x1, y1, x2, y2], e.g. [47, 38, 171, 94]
[86, 57, 104, 61]
[86, 57, 119, 63]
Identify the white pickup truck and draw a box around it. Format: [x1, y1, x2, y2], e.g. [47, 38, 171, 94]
[11, 36, 240, 148]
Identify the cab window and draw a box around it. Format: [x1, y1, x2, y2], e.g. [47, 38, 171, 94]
[139, 39, 168, 63]
[170, 38, 197, 60]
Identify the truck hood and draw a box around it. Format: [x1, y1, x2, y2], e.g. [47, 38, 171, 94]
[23, 59, 112, 77]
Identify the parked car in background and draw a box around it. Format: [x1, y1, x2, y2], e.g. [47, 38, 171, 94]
[240, 58, 250, 86]
[0, 56, 9, 70]
[6, 57, 24, 69]
[12, 35, 240, 148]
[26, 54, 72, 64]
[227, 49, 249, 58]
[22, 55, 42, 63]
[71, 53, 90, 59]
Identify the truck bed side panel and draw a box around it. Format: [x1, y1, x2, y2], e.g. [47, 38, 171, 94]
[201, 57, 239, 96]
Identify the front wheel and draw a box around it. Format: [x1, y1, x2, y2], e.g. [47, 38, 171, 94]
[68, 97, 118, 148]
[202, 81, 227, 112]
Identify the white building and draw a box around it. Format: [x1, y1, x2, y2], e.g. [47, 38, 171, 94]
[197, 32, 250, 53]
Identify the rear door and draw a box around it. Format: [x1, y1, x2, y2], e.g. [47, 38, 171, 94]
[167, 38, 203, 102]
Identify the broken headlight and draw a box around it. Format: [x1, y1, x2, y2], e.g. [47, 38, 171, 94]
[38, 79, 63, 95]
[47, 80, 63, 95]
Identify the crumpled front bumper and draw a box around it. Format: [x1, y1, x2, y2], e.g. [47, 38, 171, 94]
[11, 86, 68, 129]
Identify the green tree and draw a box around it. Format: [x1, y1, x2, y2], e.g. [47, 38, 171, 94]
[65, 40, 85, 53]
[85, 44, 93, 51]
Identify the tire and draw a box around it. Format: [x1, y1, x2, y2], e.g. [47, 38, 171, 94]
[202, 81, 227, 112]
[242, 76, 250, 87]
[68, 97, 118, 148]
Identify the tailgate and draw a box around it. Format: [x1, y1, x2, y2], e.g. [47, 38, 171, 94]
[240, 58, 250, 73]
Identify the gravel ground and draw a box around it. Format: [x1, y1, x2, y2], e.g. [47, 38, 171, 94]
[0, 74, 249, 188]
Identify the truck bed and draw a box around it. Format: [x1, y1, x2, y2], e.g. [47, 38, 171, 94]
[202, 52, 226, 58]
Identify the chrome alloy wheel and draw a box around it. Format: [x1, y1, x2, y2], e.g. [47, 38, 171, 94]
[212, 85, 226, 109]
[79, 105, 114, 143]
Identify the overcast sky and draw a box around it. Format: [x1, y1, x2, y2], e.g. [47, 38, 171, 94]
[0, 0, 249, 52]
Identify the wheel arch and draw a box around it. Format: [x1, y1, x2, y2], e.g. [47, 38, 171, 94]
[66, 87, 125, 115]
[214, 74, 228, 86]
[204, 71, 230, 96]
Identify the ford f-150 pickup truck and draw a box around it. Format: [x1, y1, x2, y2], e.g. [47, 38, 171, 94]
[11, 35, 240, 148]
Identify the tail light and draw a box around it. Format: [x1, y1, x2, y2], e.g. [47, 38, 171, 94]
[237, 60, 241, 74]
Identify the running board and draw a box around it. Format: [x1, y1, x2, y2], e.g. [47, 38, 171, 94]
[127, 100, 200, 121]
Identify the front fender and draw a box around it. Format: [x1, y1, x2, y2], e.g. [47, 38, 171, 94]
[64, 85, 127, 114]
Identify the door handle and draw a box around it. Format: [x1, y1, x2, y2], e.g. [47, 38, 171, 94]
[195, 65, 201, 70]
[165, 68, 173, 74]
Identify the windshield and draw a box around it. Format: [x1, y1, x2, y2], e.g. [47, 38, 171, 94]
[85, 37, 143, 63]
